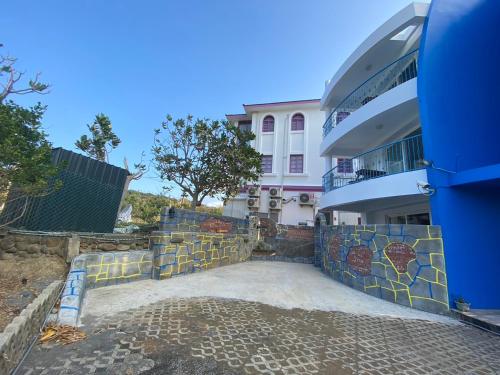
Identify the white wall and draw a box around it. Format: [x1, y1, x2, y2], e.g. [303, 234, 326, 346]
[251, 105, 324, 188]
[365, 201, 430, 224]
[225, 102, 325, 226]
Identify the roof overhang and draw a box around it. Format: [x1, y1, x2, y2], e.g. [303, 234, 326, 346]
[225, 114, 251, 122]
[243, 99, 320, 114]
[321, 2, 429, 110]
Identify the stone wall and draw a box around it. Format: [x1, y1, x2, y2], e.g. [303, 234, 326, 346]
[0, 230, 149, 262]
[79, 234, 149, 253]
[159, 208, 249, 235]
[256, 218, 314, 262]
[0, 281, 62, 374]
[0, 232, 66, 259]
[151, 231, 255, 280]
[317, 223, 449, 314]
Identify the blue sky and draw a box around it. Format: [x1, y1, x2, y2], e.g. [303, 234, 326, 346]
[1, 0, 427, 201]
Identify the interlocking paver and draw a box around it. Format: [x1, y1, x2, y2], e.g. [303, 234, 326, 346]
[20, 297, 500, 374]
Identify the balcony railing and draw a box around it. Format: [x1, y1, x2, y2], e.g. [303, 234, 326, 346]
[323, 49, 419, 137]
[323, 134, 424, 192]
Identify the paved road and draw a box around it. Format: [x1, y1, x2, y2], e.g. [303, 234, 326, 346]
[20, 262, 500, 374]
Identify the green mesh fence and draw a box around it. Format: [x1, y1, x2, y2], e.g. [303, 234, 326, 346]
[0, 148, 129, 233]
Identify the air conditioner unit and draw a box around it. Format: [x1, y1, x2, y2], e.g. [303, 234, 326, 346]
[268, 198, 282, 210]
[248, 185, 261, 197]
[247, 197, 260, 209]
[269, 186, 282, 198]
[299, 192, 315, 206]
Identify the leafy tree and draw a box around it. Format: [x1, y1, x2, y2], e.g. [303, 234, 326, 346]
[124, 190, 173, 224]
[0, 44, 49, 103]
[75, 114, 121, 162]
[152, 115, 262, 209]
[0, 45, 56, 226]
[0, 101, 58, 195]
[122, 190, 223, 224]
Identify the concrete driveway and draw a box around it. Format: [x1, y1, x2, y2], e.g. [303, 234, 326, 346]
[80, 261, 454, 324]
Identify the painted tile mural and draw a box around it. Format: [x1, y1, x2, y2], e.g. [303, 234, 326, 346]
[318, 224, 449, 314]
[151, 231, 254, 280]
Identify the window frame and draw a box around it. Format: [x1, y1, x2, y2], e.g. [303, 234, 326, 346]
[262, 155, 273, 174]
[336, 158, 353, 174]
[289, 154, 304, 174]
[290, 113, 305, 132]
[262, 115, 275, 133]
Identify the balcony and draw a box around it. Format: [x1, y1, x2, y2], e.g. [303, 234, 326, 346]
[323, 134, 424, 192]
[323, 49, 419, 137]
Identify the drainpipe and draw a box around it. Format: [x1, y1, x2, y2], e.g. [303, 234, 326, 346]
[280, 114, 290, 225]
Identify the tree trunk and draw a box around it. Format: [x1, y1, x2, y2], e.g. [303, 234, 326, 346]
[190, 193, 199, 210]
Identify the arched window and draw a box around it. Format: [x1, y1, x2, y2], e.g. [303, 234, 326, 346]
[291, 113, 304, 131]
[262, 115, 274, 132]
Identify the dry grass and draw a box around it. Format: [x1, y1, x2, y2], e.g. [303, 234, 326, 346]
[0, 256, 68, 331]
[40, 324, 87, 345]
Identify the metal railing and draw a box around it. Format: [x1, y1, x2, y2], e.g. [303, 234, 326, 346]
[323, 49, 419, 137]
[323, 134, 424, 192]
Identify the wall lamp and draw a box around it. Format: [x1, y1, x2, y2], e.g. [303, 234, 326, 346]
[416, 180, 435, 196]
[422, 159, 456, 174]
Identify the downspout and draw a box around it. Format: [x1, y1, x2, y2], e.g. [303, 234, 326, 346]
[280, 114, 290, 224]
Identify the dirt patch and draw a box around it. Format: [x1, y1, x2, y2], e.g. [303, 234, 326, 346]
[0, 256, 68, 331]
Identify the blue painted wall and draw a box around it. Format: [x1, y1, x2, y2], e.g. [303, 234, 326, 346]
[419, 0, 500, 308]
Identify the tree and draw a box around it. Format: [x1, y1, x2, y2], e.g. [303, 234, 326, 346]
[152, 115, 262, 209]
[0, 44, 49, 103]
[0, 101, 59, 195]
[123, 190, 173, 224]
[75, 114, 121, 162]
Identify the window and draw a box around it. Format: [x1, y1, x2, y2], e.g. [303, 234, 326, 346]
[262, 155, 273, 173]
[262, 116, 274, 132]
[291, 113, 304, 131]
[289, 154, 304, 173]
[238, 120, 252, 133]
[337, 158, 353, 173]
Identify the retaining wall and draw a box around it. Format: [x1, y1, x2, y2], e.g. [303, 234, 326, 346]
[160, 207, 249, 234]
[0, 281, 62, 374]
[151, 231, 254, 280]
[58, 251, 152, 325]
[317, 223, 449, 314]
[0, 230, 149, 262]
[257, 218, 314, 262]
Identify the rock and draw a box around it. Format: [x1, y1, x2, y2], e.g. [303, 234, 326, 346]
[46, 237, 63, 248]
[16, 241, 29, 252]
[47, 246, 59, 255]
[27, 244, 41, 254]
[1, 252, 15, 260]
[99, 243, 117, 251]
[16, 251, 28, 258]
[21, 290, 34, 299]
[0, 237, 15, 251]
[5, 246, 17, 253]
[116, 244, 130, 251]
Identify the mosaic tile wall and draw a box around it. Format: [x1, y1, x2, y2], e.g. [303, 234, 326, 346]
[58, 251, 153, 325]
[151, 231, 255, 280]
[317, 224, 449, 314]
[159, 208, 249, 235]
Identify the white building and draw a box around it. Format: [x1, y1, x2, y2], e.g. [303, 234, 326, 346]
[224, 99, 360, 226]
[320, 2, 430, 225]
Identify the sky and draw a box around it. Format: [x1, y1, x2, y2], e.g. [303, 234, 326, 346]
[1, 0, 428, 203]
